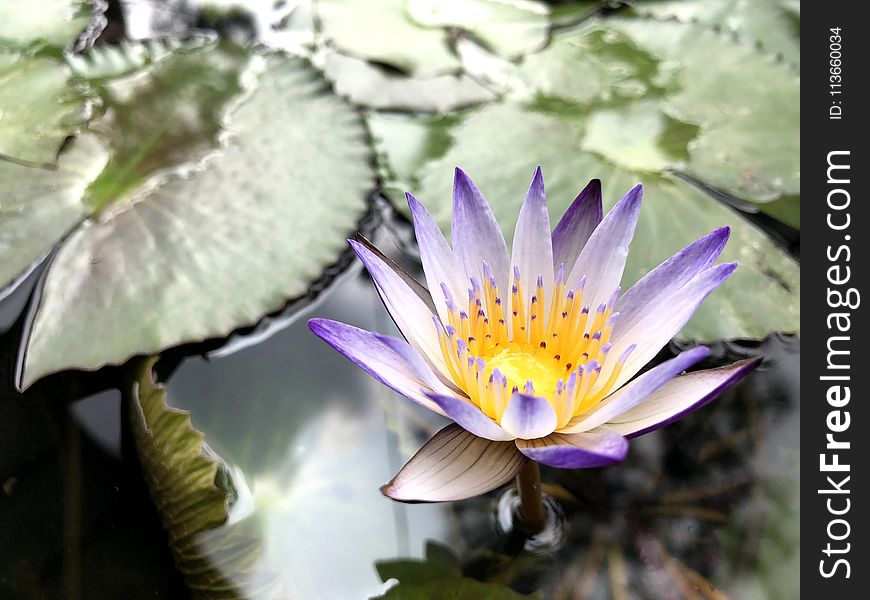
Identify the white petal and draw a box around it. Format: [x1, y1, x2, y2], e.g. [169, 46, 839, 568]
[381, 424, 527, 502]
[350, 239, 449, 378]
[309, 319, 449, 416]
[558, 347, 709, 434]
[451, 168, 510, 294]
[606, 263, 736, 390]
[407, 193, 466, 324]
[566, 184, 642, 313]
[607, 358, 760, 438]
[511, 167, 554, 318]
[551, 178, 602, 272]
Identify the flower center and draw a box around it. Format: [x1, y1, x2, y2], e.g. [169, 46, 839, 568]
[433, 263, 636, 429]
[484, 348, 562, 400]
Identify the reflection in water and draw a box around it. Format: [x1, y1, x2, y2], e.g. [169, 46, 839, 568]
[495, 489, 567, 554]
[164, 269, 456, 599]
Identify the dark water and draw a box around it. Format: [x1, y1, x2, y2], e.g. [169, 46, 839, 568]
[0, 206, 799, 599]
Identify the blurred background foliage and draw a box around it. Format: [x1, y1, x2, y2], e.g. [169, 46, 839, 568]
[0, 1, 799, 599]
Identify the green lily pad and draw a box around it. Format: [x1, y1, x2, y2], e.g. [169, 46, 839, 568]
[383, 102, 799, 341]
[84, 42, 249, 212]
[65, 38, 194, 81]
[19, 53, 375, 388]
[479, 18, 798, 222]
[130, 357, 286, 598]
[0, 51, 89, 165]
[406, 0, 549, 59]
[631, 0, 800, 67]
[0, 134, 108, 287]
[608, 17, 800, 212]
[322, 50, 495, 112]
[317, 0, 550, 77]
[581, 101, 698, 172]
[0, 0, 101, 51]
[367, 111, 458, 196]
[515, 25, 659, 104]
[317, 0, 460, 76]
[687, 110, 800, 226]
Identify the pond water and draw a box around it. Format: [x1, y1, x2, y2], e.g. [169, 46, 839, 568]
[0, 206, 799, 599]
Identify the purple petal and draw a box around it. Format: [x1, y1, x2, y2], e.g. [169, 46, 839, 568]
[566, 184, 642, 314]
[616, 227, 730, 324]
[381, 424, 527, 502]
[406, 193, 466, 324]
[515, 428, 628, 468]
[349, 239, 448, 378]
[552, 179, 602, 272]
[353, 234, 438, 314]
[608, 358, 761, 438]
[511, 167, 554, 318]
[500, 392, 558, 440]
[606, 262, 737, 390]
[559, 346, 710, 433]
[427, 393, 515, 441]
[308, 319, 448, 416]
[452, 168, 510, 294]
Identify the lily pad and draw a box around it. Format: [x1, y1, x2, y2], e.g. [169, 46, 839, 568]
[367, 111, 458, 195]
[581, 101, 697, 172]
[515, 25, 659, 104]
[382, 102, 799, 341]
[608, 17, 800, 214]
[130, 357, 285, 598]
[83, 42, 249, 212]
[406, 0, 549, 59]
[631, 0, 800, 67]
[0, 134, 108, 287]
[687, 110, 800, 226]
[317, 0, 460, 76]
[0, 51, 89, 165]
[0, 0, 101, 51]
[316, 0, 550, 78]
[321, 50, 496, 112]
[19, 53, 375, 388]
[461, 18, 799, 223]
[65, 38, 196, 81]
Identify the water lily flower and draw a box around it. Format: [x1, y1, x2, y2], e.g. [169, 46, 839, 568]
[309, 168, 760, 503]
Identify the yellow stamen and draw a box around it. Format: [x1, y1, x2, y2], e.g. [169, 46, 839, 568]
[434, 266, 628, 433]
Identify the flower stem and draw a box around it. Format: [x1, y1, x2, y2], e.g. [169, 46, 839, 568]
[516, 461, 546, 535]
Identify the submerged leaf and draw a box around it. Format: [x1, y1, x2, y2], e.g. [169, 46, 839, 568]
[130, 357, 285, 598]
[20, 53, 374, 387]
